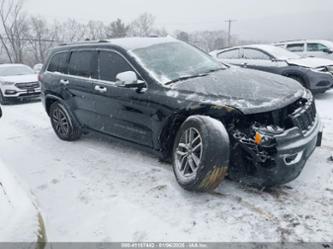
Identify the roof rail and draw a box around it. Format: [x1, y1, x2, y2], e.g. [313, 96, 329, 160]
[277, 39, 306, 43]
[58, 39, 110, 46]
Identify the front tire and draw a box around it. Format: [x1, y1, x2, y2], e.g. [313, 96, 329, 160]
[172, 115, 230, 192]
[50, 102, 81, 141]
[0, 90, 9, 105]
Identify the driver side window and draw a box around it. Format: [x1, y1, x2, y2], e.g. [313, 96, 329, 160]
[307, 43, 328, 52]
[99, 51, 134, 82]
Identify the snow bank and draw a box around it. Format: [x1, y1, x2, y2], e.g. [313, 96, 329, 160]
[0, 160, 44, 242]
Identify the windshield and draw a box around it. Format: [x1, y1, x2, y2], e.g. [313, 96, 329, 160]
[0, 65, 34, 77]
[130, 41, 225, 84]
[262, 46, 301, 60]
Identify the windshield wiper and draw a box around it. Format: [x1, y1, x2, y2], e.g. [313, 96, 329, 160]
[203, 67, 226, 74]
[165, 73, 208, 86]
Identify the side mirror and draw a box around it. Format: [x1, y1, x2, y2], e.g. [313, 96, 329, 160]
[0, 106, 2, 118]
[116, 71, 138, 85]
[115, 71, 146, 90]
[323, 48, 333, 54]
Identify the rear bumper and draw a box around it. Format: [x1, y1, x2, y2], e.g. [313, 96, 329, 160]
[249, 116, 322, 187]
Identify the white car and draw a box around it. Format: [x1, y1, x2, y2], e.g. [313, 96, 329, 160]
[274, 40, 333, 59]
[0, 64, 41, 105]
[0, 159, 47, 244]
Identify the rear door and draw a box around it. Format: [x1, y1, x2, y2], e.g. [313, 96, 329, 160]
[90, 50, 154, 147]
[65, 49, 99, 128]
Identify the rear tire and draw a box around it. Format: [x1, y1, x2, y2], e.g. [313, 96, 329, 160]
[172, 115, 230, 192]
[50, 102, 81, 141]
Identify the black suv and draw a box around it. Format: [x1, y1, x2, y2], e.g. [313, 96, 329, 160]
[40, 37, 322, 192]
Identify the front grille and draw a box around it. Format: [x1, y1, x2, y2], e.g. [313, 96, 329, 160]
[15, 82, 40, 90]
[289, 98, 316, 133]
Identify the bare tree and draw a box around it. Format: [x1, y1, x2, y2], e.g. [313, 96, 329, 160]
[0, 0, 29, 63]
[129, 13, 155, 37]
[106, 18, 129, 38]
[27, 16, 59, 63]
[57, 19, 87, 43]
[188, 30, 227, 52]
[86, 20, 106, 40]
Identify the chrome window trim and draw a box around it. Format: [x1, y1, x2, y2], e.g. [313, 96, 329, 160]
[45, 47, 148, 90]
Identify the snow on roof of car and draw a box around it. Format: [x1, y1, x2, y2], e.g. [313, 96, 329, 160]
[275, 39, 333, 48]
[106, 36, 178, 50]
[0, 63, 28, 68]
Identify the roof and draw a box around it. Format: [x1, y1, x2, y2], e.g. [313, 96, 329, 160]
[212, 44, 277, 53]
[275, 39, 333, 46]
[58, 36, 178, 51]
[0, 63, 28, 68]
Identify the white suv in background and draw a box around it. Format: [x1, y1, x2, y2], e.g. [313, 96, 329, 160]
[275, 40, 333, 59]
[0, 64, 40, 105]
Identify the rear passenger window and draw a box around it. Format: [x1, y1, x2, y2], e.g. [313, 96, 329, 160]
[287, 43, 304, 52]
[99, 51, 133, 82]
[68, 51, 98, 78]
[47, 52, 69, 73]
[217, 49, 239, 59]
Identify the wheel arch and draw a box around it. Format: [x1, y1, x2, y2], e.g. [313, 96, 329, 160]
[281, 69, 310, 88]
[158, 104, 241, 161]
[44, 93, 65, 116]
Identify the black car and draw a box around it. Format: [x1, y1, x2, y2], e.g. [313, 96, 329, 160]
[210, 44, 333, 94]
[40, 37, 322, 192]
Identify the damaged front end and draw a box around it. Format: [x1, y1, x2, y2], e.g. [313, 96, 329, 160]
[228, 90, 323, 187]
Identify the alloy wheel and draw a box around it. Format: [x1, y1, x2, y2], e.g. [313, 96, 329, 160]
[175, 127, 203, 180]
[52, 107, 70, 137]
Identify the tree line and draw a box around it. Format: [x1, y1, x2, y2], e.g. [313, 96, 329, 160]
[0, 0, 251, 66]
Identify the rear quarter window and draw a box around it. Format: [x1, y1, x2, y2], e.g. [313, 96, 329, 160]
[47, 52, 69, 73]
[217, 49, 240, 59]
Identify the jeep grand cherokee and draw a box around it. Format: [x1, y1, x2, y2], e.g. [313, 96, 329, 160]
[39, 37, 323, 192]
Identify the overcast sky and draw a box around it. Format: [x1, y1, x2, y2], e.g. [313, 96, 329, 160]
[24, 0, 333, 41]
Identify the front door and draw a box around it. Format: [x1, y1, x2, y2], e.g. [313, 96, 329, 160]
[242, 48, 279, 73]
[91, 50, 154, 147]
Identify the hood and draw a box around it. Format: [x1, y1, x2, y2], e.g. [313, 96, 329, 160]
[0, 74, 38, 83]
[170, 67, 305, 114]
[287, 57, 333, 68]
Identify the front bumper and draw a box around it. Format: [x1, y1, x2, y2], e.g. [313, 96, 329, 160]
[1, 84, 41, 99]
[307, 70, 333, 93]
[242, 116, 322, 187]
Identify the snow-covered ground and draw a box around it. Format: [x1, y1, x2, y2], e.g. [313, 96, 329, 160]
[0, 91, 332, 242]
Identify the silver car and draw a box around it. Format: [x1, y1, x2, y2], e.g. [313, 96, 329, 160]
[0, 64, 41, 105]
[210, 44, 333, 94]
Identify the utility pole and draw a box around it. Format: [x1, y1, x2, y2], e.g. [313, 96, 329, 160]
[225, 19, 236, 47]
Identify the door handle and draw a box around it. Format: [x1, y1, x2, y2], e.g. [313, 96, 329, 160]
[60, 79, 69, 85]
[94, 85, 107, 93]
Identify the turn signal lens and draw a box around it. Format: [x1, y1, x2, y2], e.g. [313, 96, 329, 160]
[255, 132, 263, 145]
